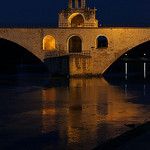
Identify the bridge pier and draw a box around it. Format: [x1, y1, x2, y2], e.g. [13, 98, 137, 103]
[44, 54, 92, 77]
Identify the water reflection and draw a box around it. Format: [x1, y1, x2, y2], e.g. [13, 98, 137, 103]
[125, 62, 128, 80]
[125, 84, 128, 95]
[144, 62, 146, 79]
[144, 84, 146, 96]
[41, 77, 150, 150]
[42, 88, 56, 133]
[124, 62, 148, 80]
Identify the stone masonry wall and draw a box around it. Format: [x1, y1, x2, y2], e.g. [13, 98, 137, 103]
[43, 27, 150, 75]
[69, 55, 91, 76]
[0, 28, 44, 61]
[0, 27, 150, 76]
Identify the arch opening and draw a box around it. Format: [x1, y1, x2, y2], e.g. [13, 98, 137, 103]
[78, 0, 81, 8]
[72, 0, 81, 8]
[71, 14, 84, 27]
[68, 36, 82, 53]
[0, 38, 48, 74]
[43, 35, 55, 50]
[103, 41, 150, 78]
[96, 36, 108, 49]
[72, 0, 75, 8]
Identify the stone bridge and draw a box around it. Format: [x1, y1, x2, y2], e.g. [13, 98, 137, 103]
[0, 27, 150, 76]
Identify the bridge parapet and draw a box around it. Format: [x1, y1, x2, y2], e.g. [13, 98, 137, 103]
[44, 50, 91, 58]
[59, 23, 97, 28]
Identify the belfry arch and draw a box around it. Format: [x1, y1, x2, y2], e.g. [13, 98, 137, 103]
[71, 14, 84, 27]
[68, 36, 82, 53]
[68, 13, 84, 27]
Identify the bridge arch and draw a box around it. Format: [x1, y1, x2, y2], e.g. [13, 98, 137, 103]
[0, 38, 47, 73]
[102, 37, 150, 74]
[0, 34, 44, 62]
[67, 35, 82, 53]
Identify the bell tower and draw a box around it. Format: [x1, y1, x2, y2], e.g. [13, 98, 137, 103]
[58, 0, 98, 28]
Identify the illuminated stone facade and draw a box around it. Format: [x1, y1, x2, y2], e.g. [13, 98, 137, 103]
[0, 0, 150, 76]
[0, 27, 150, 76]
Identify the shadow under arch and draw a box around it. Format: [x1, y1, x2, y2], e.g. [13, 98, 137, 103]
[103, 39, 150, 76]
[0, 38, 48, 74]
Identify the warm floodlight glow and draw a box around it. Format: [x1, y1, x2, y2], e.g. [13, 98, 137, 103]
[71, 14, 84, 27]
[68, 13, 84, 27]
[43, 35, 55, 50]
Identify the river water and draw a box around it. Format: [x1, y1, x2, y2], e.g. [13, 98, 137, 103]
[1, 69, 150, 150]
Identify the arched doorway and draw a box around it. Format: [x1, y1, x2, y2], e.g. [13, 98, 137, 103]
[68, 36, 82, 53]
[96, 36, 108, 49]
[43, 35, 55, 50]
[71, 14, 84, 27]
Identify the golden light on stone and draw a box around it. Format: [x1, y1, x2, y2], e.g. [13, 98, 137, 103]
[71, 14, 84, 27]
[43, 35, 55, 50]
[68, 13, 84, 27]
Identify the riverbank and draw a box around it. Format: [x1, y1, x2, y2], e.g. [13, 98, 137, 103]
[93, 121, 150, 150]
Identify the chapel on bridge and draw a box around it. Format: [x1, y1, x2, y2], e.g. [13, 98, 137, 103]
[59, 0, 98, 27]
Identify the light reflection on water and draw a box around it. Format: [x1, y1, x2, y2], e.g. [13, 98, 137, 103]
[1, 76, 150, 150]
[41, 77, 150, 150]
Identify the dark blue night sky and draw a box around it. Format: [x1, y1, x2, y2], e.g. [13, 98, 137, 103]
[0, 0, 149, 27]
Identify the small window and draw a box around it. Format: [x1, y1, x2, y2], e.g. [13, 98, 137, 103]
[96, 36, 108, 49]
[43, 35, 55, 50]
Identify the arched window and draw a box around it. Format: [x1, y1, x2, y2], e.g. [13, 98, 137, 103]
[68, 36, 82, 53]
[71, 14, 84, 27]
[96, 36, 108, 49]
[43, 35, 55, 50]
